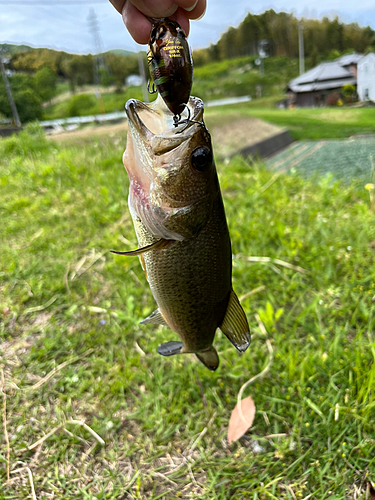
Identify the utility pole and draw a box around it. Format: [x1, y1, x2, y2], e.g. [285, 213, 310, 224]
[0, 53, 21, 127]
[298, 23, 305, 75]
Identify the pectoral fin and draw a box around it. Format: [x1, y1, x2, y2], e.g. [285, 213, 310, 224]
[140, 309, 168, 327]
[220, 289, 251, 352]
[110, 238, 168, 256]
[158, 341, 184, 356]
[196, 347, 219, 371]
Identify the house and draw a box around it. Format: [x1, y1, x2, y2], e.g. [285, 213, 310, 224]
[357, 52, 375, 101]
[286, 53, 363, 107]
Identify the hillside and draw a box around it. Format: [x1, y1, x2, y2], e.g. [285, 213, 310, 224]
[0, 43, 33, 55]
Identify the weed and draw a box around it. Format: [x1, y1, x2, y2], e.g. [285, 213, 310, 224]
[1, 125, 374, 498]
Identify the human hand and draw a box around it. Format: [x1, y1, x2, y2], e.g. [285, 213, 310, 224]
[108, 0, 206, 44]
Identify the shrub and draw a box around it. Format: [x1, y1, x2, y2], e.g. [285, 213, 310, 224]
[0, 122, 52, 157]
[67, 94, 96, 117]
[14, 89, 42, 122]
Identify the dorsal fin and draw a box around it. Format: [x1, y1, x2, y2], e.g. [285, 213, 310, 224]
[219, 289, 251, 352]
[140, 308, 169, 327]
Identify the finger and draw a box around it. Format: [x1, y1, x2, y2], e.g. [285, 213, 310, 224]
[108, 0, 125, 14]
[168, 8, 190, 37]
[128, 0, 178, 18]
[122, 1, 153, 44]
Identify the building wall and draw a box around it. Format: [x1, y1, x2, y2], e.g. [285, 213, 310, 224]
[357, 53, 375, 101]
[292, 90, 342, 107]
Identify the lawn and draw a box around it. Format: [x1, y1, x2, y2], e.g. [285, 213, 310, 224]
[204, 105, 375, 141]
[1, 124, 375, 499]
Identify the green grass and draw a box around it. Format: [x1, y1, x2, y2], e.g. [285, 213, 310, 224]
[205, 104, 375, 140]
[192, 56, 299, 103]
[1, 124, 375, 499]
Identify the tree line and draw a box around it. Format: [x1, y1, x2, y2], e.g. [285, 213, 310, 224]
[7, 48, 140, 90]
[193, 10, 375, 66]
[1, 10, 375, 123]
[0, 46, 142, 123]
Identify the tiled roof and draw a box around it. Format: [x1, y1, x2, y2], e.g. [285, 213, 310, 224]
[287, 53, 363, 93]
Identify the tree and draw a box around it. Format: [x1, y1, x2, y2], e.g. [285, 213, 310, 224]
[0, 73, 42, 122]
[106, 53, 139, 88]
[14, 89, 42, 122]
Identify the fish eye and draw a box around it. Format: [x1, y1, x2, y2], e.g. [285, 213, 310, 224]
[191, 147, 212, 172]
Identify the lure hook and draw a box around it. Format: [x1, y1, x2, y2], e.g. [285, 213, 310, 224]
[175, 104, 206, 133]
[147, 80, 157, 95]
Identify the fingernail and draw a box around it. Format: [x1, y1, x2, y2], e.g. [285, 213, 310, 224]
[183, 0, 198, 12]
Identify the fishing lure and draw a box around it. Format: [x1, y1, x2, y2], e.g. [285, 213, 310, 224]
[147, 18, 193, 126]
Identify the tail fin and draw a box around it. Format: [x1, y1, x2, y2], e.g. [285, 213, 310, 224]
[196, 347, 219, 371]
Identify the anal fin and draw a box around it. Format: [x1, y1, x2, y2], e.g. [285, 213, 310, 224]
[140, 308, 169, 327]
[158, 341, 183, 356]
[196, 346, 219, 371]
[220, 289, 251, 352]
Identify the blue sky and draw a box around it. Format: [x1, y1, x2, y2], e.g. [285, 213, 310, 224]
[1, 0, 375, 54]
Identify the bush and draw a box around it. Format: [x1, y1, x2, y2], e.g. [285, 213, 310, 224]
[33, 67, 57, 102]
[342, 84, 357, 104]
[14, 89, 42, 122]
[0, 122, 52, 157]
[67, 94, 96, 117]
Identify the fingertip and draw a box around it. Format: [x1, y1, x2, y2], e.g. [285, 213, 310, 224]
[180, 0, 206, 20]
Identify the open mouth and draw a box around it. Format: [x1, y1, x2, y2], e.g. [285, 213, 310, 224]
[125, 95, 204, 141]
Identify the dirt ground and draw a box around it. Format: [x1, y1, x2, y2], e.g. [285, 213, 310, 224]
[49, 116, 283, 157]
[210, 118, 282, 158]
[49, 121, 128, 142]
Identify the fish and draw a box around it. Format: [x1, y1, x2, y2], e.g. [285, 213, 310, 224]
[113, 95, 250, 371]
[147, 18, 193, 126]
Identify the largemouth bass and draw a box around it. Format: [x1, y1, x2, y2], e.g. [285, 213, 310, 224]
[114, 95, 250, 371]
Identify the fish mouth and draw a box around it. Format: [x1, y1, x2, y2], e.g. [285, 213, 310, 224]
[125, 94, 205, 151]
[123, 95, 209, 241]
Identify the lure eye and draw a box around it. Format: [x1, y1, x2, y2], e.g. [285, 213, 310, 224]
[191, 147, 212, 172]
[157, 25, 167, 39]
[176, 26, 186, 38]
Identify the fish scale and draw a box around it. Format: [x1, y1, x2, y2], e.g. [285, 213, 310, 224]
[138, 193, 231, 353]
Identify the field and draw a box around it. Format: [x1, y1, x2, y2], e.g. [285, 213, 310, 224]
[268, 138, 375, 184]
[1, 120, 375, 499]
[204, 106, 375, 141]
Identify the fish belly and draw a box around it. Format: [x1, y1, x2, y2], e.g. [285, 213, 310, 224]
[130, 194, 232, 353]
